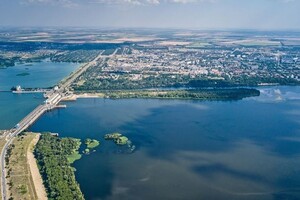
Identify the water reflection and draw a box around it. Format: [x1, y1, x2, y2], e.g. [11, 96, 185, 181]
[100, 140, 300, 200]
[251, 86, 300, 102]
[30, 87, 300, 200]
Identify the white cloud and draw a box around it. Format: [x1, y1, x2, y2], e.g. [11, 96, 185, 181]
[146, 0, 160, 4]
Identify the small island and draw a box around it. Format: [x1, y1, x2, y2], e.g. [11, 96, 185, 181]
[16, 72, 30, 76]
[115, 136, 129, 145]
[104, 132, 136, 152]
[104, 132, 129, 145]
[83, 138, 100, 154]
[104, 133, 122, 140]
[85, 138, 100, 148]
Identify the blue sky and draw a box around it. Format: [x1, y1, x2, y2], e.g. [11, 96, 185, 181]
[0, 0, 299, 29]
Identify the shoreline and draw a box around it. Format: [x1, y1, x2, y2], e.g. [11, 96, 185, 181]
[27, 134, 48, 200]
[61, 93, 105, 101]
[34, 134, 84, 199]
[62, 88, 260, 101]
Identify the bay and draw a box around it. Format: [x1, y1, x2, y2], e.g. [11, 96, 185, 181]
[0, 92, 43, 130]
[30, 86, 300, 200]
[0, 61, 79, 91]
[0, 61, 79, 129]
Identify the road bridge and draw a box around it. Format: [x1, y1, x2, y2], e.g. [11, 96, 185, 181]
[0, 49, 117, 200]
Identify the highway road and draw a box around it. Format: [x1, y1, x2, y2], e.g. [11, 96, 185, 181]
[0, 49, 116, 200]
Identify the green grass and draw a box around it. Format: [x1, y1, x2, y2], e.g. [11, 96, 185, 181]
[84, 149, 90, 154]
[6, 133, 38, 200]
[87, 140, 100, 148]
[85, 138, 100, 149]
[104, 133, 122, 140]
[115, 136, 129, 145]
[67, 151, 82, 164]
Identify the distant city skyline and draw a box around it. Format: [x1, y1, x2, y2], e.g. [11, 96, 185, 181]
[0, 0, 300, 30]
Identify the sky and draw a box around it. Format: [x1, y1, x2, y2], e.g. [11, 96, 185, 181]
[0, 0, 300, 30]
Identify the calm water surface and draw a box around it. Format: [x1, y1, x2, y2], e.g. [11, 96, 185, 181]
[0, 61, 79, 91]
[0, 92, 43, 129]
[30, 86, 300, 200]
[0, 61, 79, 129]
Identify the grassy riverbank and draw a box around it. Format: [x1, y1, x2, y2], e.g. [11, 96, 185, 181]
[5, 133, 39, 200]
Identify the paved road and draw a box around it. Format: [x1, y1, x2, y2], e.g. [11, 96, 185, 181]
[0, 49, 114, 200]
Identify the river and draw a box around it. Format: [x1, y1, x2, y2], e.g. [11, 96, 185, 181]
[0, 61, 79, 129]
[30, 86, 300, 200]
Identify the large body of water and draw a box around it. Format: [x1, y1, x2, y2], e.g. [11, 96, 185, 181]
[0, 61, 79, 129]
[30, 86, 300, 200]
[0, 61, 79, 91]
[0, 92, 43, 129]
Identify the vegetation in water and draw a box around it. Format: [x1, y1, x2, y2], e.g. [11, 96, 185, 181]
[84, 138, 100, 149]
[105, 132, 129, 145]
[104, 133, 122, 140]
[115, 136, 129, 145]
[104, 132, 136, 152]
[83, 148, 90, 154]
[34, 133, 84, 200]
[16, 72, 30, 76]
[67, 152, 82, 164]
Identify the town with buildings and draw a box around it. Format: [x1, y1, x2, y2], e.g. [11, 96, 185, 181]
[1, 27, 300, 200]
[71, 31, 300, 90]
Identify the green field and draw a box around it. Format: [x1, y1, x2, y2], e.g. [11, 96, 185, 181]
[6, 133, 38, 200]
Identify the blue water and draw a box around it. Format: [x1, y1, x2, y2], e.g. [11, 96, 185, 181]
[0, 61, 79, 129]
[0, 61, 79, 91]
[30, 86, 300, 200]
[0, 92, 44, 129]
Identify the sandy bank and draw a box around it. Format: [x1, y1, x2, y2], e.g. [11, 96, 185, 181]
[62, 93, 105, 101]
[27, 134, 48, 200]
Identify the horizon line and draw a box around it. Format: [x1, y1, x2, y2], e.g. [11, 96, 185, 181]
[1, 26, 300, 32]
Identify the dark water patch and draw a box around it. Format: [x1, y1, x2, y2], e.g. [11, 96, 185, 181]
[73, 153, 115, 200]
[273, 192, 300, 200]
[30, 88, 300, 200]
[192, 163, 265, 183]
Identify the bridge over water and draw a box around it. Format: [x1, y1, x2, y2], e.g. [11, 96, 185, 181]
[0, 49, 115, 200]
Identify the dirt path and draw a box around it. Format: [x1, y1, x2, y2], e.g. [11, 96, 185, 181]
[27, 134, 48, 200]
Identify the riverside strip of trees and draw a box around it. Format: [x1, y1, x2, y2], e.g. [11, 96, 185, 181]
[34, 133, 84, 200]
